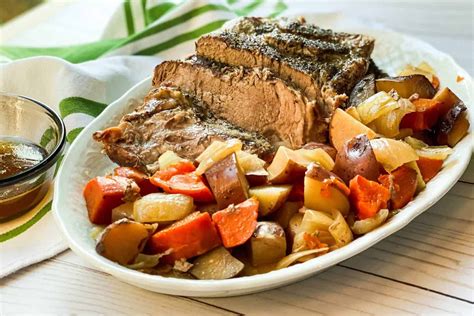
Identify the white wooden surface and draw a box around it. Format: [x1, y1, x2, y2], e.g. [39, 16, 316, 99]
[1, 1, 473, 315]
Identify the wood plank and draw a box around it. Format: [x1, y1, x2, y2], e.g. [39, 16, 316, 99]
[2, 251, 471, 315]
[0, 253, 239, 315]
[342, 190, 474, 302]
[201, 265, 472, 315]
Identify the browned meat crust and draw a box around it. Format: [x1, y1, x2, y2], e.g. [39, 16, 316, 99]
[94, 85, 273, 174]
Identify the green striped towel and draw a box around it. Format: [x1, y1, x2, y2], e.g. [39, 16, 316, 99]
[0, 0, 290, 278]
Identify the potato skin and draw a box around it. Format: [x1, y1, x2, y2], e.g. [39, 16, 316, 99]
[96, 219, 152, 265]
[205, 153, 249, 209]
[333, 134, 381, 184]
[248, 221, 287, 266]
[435, 101, 469, 146]
[302, 142, 337, 160]
[376, 75, 436, 99]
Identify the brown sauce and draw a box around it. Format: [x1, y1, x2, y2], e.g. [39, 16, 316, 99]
[0, 137, 49, 221]
[0, 137, 47, 179]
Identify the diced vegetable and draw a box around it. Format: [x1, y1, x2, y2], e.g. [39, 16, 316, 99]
[372, 98, 416, 137]
[398, 63, 439, 88]
[195, 139, 242, 175]
[433, 87, 461, 117]
[416, 146, 453, 161]
[329, 108, 377, 152]
[351, 209, 389, 235]
[345, 106, 362, 121]
[375, 75, 436, 99]
[204, 152, 249, 209]
[96, 219, 154, 265]
[405, 161, 426, 192]
[147, 212, 221, 264]
[288, 181, 304, 201]
[133, 193, 194, 223]
[271, 201, 302, 229]
[287, 212, 303, 242]
[190, 247, 244, 280]
[249, 185, 292, 216]
[404, 136, 429, 149]
[111, 202, 134, 222]
[150, 161, 214, 202]
[416, 157, 444, 182]
[301, 142, 337, 160]
[333, 134, 381, 184]
[83, 176, 140, 225]
[236, 150, 268, 185]
[212, 198, 259, 248]
[370, 138, 419, 172]
[356, 91, 400, 125]
[113, 167, 158, 195]
[304, 163, 350, 216]
[328, 210, 353, 247]
[404, 135, 451, 177]
[349, 175, 390, 220]
[267, 146, 334, 183]
[436, 102, 469, 147]
[378, 165, 418, 209]
[400, 98, 445, 131]
[158, 151, 187, 171]
[247, 222, 287, 266]
[348, 74, 376, 108]
[296, 148, 335, 170]
[126, 252, 170, 270]
[275, 248, 329, 270]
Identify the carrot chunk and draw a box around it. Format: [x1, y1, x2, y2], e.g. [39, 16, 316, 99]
[212, 198, 259, 248]
[113, 167, 158, 195]
[349, 175, 390, 220]
[150, 161, 214, 202]
[379, 165, 418, 210]
[147, 212, 221, 263]
[400, 98, 444, 131]
[83, 176, 137, 225]
[416, 156, 444, 182]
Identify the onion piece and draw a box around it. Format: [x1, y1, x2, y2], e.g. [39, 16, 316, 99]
[370, 138, 418, 172]
[372, 98, 416, 137]
[276, 248, 329, 270]
[356, 92, 400, 125]
[404, 137, 453, 160]
[351, 209, 389, 235]
[158, 151, 187, 170]
[195, 139, 242, 175]
[328, 210, 353, 247]
[126, 250, 171, 270]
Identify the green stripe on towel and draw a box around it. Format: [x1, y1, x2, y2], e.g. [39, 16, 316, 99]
[136, 19, 228, 55]
[0, 202, 52, 242]
[123, 0, 136, 35]
[59, 97, 107, 119]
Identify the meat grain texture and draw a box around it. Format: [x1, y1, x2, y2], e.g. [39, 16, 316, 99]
[95, 16, 378, 170]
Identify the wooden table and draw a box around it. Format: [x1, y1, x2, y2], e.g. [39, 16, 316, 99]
[1, 1, 473, 314]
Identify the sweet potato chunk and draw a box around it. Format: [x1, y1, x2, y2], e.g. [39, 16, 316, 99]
[379, 166, 418, 209]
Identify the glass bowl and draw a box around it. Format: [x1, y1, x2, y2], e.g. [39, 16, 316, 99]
[0, 93, 66, 221]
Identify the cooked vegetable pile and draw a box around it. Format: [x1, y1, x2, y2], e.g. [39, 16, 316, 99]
[84, 63, 470, 280]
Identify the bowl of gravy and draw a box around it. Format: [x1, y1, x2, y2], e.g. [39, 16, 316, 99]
[0, 93, 65, 221]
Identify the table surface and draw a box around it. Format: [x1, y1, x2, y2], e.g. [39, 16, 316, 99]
[1, 1, 473, 315]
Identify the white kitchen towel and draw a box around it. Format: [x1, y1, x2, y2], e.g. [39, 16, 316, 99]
[0, 0, 383, 278]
